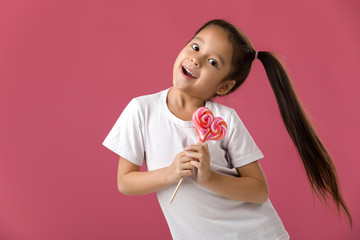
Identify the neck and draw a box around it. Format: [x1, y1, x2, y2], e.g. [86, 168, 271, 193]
[167, 87, 206, 121]
[168, 87, 206, 109]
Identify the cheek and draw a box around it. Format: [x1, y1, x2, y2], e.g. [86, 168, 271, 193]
[173, 51, 186, 68]
[202, 68, 224, 81]
[201, 71, 229, 91]
[173, 54, 183, 73]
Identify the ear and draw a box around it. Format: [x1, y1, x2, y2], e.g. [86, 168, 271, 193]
[216, 80, 236, 95]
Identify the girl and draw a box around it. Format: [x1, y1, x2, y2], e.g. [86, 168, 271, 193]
[102, 19, 352, 239]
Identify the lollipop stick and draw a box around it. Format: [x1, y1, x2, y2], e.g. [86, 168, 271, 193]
[169, 177, 184, 203]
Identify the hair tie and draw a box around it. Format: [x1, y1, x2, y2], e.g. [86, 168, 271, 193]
[254, 50, 259, 61]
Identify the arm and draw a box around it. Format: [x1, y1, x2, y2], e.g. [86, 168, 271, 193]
[117, 152, 195, 195]
[203, 162, 269, 204]
[186, 142, 269, 204]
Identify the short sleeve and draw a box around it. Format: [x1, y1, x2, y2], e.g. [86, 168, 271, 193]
[102, 98, 145, 166]
[223, 109, 264, 168]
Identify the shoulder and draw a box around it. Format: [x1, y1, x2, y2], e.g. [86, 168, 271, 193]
[123, 89, 166, 111]
[207, 100, 237, 122]
[132, 89, 166, 107]
[123, 89, 168, 118]
[207, 100, 248, 134]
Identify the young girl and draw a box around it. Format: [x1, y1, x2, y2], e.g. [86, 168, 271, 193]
[102, 19, 352, 239]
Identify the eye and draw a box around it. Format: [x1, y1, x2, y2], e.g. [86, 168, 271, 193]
[209, 59, 218, 67]
[192, 43, 199, 51]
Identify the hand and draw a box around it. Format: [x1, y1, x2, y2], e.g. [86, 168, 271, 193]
[167, 151, 195, 184]
[185, 142, 212, 184]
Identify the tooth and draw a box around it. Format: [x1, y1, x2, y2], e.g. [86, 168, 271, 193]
[188, 70, 193, 76]
[184, 67, 195, 78]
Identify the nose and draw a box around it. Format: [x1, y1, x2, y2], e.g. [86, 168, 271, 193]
[191, 57, 199, 67]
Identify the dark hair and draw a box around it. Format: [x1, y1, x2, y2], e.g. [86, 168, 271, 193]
[195, 19, 352, 227]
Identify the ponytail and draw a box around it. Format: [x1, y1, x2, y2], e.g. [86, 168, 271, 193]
[196, 18, 352, 227]
[257, 51, 352, 227]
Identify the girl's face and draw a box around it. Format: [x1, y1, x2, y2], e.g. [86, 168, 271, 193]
[172, 26, 235, 100]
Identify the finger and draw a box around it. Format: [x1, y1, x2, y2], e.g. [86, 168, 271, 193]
[185, 144, 201, 152]
[196, 141, 207, 146]
[185, 151, 202, 159]
[179, 155, 196, 163]
[196, 142, 209, 152]
[204, 142, 209, 152]
[181, 162, 195, 170]
[179, 151, 189, 157]
[191, 160, 201, 169]
[182, 169, 193, 177]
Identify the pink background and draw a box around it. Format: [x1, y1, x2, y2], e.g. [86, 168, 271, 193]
[1, 0, 359, 239]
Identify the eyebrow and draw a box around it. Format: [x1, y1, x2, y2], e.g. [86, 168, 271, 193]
[193, 37, 225, 65]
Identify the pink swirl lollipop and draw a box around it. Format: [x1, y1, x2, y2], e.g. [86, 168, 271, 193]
[206, 117, 227, 141]
[192, 107, 214, 141]
[170, 107, 228, 203]
[192, 107, 227, 142]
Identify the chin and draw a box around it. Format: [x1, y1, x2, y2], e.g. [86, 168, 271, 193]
[172, 81, 191, 94]
[172, 81, 184, 91]
[172, 71, 186, 89]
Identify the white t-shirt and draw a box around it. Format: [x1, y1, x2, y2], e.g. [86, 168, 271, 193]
[102, 88, 290, 240]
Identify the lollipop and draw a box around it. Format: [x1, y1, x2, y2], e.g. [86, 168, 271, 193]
[192, 107, 227, 142]
[169, 107, 227, 203]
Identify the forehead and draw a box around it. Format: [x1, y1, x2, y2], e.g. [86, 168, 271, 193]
[194, 26, 233, 61]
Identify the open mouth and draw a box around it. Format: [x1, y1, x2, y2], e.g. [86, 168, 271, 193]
[182, 66, 197, 79]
